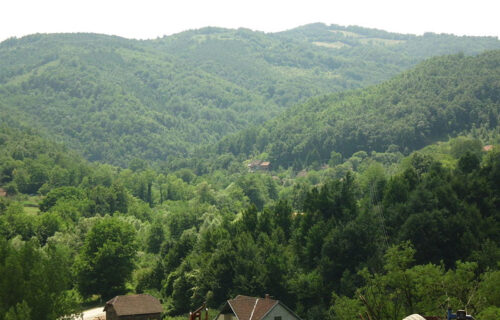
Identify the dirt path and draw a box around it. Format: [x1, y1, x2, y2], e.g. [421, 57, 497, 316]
[80, 306, 105, 320]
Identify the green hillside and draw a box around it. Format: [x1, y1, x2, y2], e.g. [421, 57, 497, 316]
[216, 51, 500, 169]
[278, 23, 499, 59]
[0, 25, 498, 166]
[1, 119, 500, 320]
[0, 34, 270, 165]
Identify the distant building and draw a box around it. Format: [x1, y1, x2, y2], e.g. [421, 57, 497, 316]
[247, 160, 271, 172]
[260, 162, 271, 170]
[104, 294, 163, 320]
[483, 145, 494, 152]
[215, 295, 301, 320]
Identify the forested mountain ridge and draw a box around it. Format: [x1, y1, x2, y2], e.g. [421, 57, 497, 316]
[0, 25, 499, 166]
[216, 50, 500, 169]
[277, 23, 500, 59]
[0, 33, 267, 165]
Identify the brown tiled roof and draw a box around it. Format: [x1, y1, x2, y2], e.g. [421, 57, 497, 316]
[227, 295, 278, 320]
[105, 294, 163, 316]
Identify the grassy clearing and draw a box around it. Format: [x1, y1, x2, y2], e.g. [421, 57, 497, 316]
[6, 60, 60, 86]
[21, 195, 42, 215]
[313, 41, 350, 49]
[23, 205, 39, 215]
[359, 38, 406, 46]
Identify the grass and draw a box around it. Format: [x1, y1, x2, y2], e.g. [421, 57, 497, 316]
[23, 205, 39, 215]
[163, 308, 218, 320]
[312, 41, 350, 49]
[358, 38, 406, 46]
[6, 60, 60, 86]
[20, 195, 42, 215]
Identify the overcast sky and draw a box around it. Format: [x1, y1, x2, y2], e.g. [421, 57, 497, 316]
[1, 0, 499, 42]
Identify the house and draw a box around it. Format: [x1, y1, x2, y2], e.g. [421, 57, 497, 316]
[215, 295, 301, 320]
[247, 161, 271, 172]
[259, 162, 271, 171]
[104, 294, 163, 320]
[483, 145, 494, 152]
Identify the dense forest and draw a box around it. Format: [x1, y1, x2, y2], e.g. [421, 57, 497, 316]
[215, 51, 500, 169]
[1, 120, 499, 320]
[0, 24, 499, 320]
[0, 25, 498, 166]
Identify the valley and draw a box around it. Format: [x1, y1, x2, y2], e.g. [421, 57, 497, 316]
[0, 23, 499, 320]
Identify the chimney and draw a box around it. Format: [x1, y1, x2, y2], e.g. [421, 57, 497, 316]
[265, 294, 270, 299]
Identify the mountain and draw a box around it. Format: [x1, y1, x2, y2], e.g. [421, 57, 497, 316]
[1, 27, 500, 318]
[216, 51, 500, 168]
[0, 24, 498, 166]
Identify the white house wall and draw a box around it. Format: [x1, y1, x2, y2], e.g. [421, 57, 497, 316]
[262, 304, 299, 320]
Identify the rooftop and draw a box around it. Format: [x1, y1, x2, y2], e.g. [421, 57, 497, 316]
[227, 295, 278, 320]
[104, 294, 163, 316]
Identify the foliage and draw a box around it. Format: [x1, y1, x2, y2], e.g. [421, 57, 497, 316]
[0, 25, 499, 320]
[0, 239, 78, 320]
[75, 217, 137, 299]
[216, 51, 500, 169]
[0, 27, 498, 166]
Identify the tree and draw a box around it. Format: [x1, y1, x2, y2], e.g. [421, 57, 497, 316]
[75, 217, 137, 299]
[458, 151, 480, 173]
[146, 223, 165, 254]
[39, 186, 85, 212]
[0, 239, 77, 320]
[5, 300, 31, 320]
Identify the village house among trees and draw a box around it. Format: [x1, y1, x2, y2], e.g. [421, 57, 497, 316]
[104, 294, 163, 320]
[247, 160, 271, 172]
[215, 295, 301, 320]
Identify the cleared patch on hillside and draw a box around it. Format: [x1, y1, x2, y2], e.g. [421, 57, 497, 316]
[313, 41, 350, 49]
[5, 60, 60, 86]
[22, 196, 41, 215]
[359, 38, 406, 46]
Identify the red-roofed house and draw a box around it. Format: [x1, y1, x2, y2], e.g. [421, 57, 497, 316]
[215, 295, 301, 320]
[104, 294, 163, 320]
[483, 145, 494, 152]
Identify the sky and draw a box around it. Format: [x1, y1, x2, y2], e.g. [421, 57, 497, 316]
[0, 0, 499, 42]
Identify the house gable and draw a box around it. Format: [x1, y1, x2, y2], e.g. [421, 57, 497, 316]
[216, 302, 238, 320]
[261, 303, 301, 320]
[216, 295, 299, 320]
